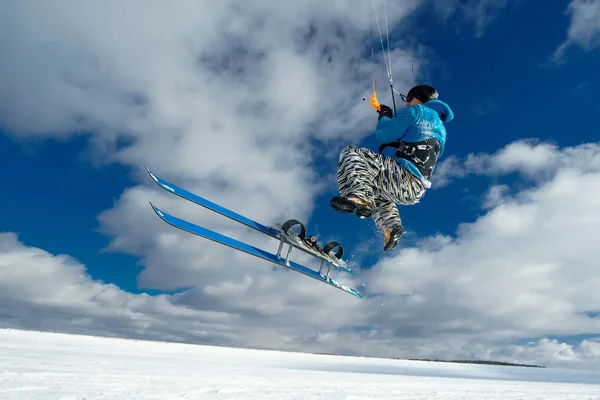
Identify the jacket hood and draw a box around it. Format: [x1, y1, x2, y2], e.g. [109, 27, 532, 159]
[424, 100, 454, 124]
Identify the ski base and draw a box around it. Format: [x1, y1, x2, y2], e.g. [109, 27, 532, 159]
[145, 166, 353, 275]
[150, 203, 362, 298]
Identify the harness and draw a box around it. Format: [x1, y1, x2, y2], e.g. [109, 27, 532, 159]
[378, 138, 441, 180]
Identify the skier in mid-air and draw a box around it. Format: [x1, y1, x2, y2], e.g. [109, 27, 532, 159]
[330, 84, 454, 251]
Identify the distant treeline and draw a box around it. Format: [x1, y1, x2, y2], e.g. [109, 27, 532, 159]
[311, 352, 545, 368]
[408, 359, 545, 368]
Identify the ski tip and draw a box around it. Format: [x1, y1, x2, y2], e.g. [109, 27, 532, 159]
[145, 166, 159, 184]
[149, 202, 165, 218]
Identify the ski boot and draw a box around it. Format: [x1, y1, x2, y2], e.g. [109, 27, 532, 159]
[384, 225, 404, 251]
[330, 196, 372, 219]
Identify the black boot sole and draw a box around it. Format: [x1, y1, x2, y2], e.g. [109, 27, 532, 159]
[330, 196, 373, 218]
[384, 226, 404, 251]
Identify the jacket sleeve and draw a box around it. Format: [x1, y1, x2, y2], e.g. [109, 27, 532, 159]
[375, 105, 419, 145]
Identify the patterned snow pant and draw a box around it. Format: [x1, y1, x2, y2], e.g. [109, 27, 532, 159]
[336, 144, 426, 233]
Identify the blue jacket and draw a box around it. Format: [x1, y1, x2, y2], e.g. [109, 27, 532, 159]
[375, 99, 454, 188]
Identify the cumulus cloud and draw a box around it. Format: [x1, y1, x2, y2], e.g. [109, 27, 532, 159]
[554, 0, 600, 61]
[2, 226, 600, 370]
[2, 1, 600, 371]
[482, 184, 510, 209]
[0, 0, 409, 353]
[427, 0, 521, 38]
[0, 231, 356, 348]
[366, 168, 600, 328]
[3, 137, 600, 370]
[429, 154, 469, 188]
[355, 140, 600, 369]
[432, 139, 600, 188]
[0, 0, 417, 292]
[491, 338, 600, 371]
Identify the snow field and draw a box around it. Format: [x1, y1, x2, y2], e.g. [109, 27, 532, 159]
[1, 329, 598, 399]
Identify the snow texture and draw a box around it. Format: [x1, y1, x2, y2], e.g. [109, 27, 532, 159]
[1, 329, 599, 399]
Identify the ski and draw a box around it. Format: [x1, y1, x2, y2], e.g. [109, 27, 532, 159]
[150, 203, 363, 298]
[145, 166, 353, 275]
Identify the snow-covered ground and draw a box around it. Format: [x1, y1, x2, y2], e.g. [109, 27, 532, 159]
[1, 329, 598, 399]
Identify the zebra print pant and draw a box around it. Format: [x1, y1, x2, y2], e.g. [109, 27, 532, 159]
[336, 144, 425, 233]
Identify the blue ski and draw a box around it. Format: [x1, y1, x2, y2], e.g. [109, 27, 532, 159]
[145, 166, 353, 275]
[145, 166, 281, 239]
[150, 203, 363, 298]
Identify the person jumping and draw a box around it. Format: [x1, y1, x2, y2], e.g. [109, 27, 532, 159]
[330, 84, 454, 251]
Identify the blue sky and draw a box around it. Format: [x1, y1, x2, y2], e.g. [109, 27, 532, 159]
[313, 0, 599, 262]
[0, 132, 142, 291]
[1, 0, 600, 370]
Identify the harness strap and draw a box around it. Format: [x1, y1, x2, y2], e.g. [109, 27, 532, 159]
[379, 138, 441, 180]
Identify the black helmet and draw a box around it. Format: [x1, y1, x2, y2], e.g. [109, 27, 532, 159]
[402, 84, 439, 103]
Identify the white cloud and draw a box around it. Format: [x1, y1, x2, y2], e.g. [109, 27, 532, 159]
[0, 0, 418, 292]
[3, 138, 600, 370]
[482, 184, 510, 209]
[459, 0, 513, 38]
[427, 0, 521, 38]
[464, 140, 561, 177]
[491, 338, 600, 371]
[1, 2, 600, 371]
[2, 227, 600, 370]
[432, 139, 600, 187]
[362, 145, 600, 356]
[430, 155, 469, 188]
[554, 0, 600, 61]
[0, 231, 357, 347]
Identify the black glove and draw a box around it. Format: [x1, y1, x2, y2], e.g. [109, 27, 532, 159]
[377, 104, 393, 121]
